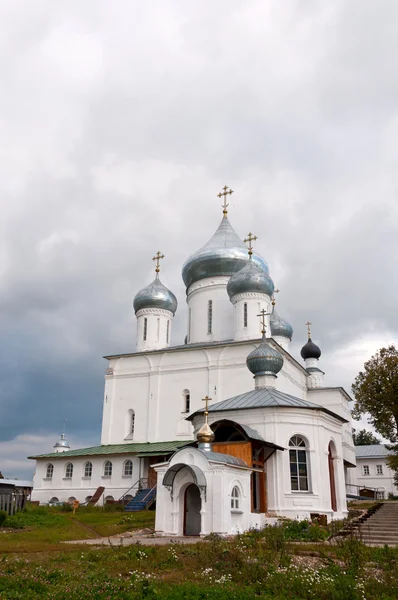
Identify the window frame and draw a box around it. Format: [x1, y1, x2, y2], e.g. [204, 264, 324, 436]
[45, 463, 54, 479]
[376, 464, 383, 475]
[84, 461, 92, 478]
[166, 319, 170, 344]
[231, 486, 240, 510]
[207, 300, 213, 334]
[363, 465, 370, 476]
[123, 459, 133, 477]
[289, 436, 310, 492]
[103, 460, 113, 477]
[143, 317, 148, 341]
[243, 302, 248, 328]
[65, 463, 74, 479]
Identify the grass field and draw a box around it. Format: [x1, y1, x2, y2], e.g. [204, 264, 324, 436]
[1, 505, 398, 599]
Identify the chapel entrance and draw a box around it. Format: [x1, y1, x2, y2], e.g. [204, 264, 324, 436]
[328, 442, 337, 512]
[184, 484, 201, 536]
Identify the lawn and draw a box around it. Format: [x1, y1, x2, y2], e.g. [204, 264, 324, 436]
[1, 505, 398, 599]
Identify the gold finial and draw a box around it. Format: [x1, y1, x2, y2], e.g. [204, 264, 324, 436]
[257, 308, 271, 335]
[152, 251, 165, 276]
[244, 232, 258, 258]
[305, 321, 312, 340]
[197, 395, 214, 445]
[272, 288, 280, 307]
[217, 185, 234, 216]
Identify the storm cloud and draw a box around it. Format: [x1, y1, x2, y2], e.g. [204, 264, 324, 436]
[0, 1, 397, 477]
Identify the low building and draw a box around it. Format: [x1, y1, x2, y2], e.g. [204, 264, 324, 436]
[347, 445, 397, 499]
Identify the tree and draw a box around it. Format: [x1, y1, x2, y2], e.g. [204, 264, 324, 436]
[352, 345, 398, 442]
[352, 428, 381, 446]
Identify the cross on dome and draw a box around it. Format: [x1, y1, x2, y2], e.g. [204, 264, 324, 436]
[257, 308, 271, 335]
[272, 288, 280, 306]
[152, 251, 165, 276]
[244, 232, 258, 258]
[305, 321, 312, 340]
[217, 185, 234, 216]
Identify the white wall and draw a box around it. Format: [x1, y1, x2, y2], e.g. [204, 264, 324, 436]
[136, 308, 173, 352]
[231, 292, 271, 341]
[186, 277, 234, 343]
[347, 456, 398, 498]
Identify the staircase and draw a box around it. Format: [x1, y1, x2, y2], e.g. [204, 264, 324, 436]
[357, 502, 398, 546]
[124, 486, 157, 512]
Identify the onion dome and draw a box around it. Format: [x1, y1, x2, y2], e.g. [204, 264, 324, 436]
[54, 433, 70, 451]
[133, 277, 177, 315]
[300, 338, 321, 360]
[227, 260, 274, 299]
[246, 335, 284, 376]
[270, 309, 293, 341]
[182, 216, 268, 289]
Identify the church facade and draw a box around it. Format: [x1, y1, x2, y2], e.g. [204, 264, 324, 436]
[30, 189, 355, 534]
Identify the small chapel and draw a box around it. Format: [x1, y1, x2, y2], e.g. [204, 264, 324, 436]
[30, 187, 355, 535]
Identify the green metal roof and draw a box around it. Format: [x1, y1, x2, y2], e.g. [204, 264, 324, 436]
[28, 440, 193, 460]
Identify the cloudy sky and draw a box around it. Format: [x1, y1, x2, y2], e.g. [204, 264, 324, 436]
[1, 1, 397, 479]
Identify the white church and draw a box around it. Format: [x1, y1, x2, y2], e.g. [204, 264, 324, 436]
[30, 188, 355, 536]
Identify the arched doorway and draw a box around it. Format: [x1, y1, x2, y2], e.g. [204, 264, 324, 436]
[184, 484, 201, 536]
[328, 442, 337, 512]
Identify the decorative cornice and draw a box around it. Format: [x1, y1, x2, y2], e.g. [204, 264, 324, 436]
[187, 276, 230, 298]
[136, 308, 173, 318]
[231, 292, 272, 303]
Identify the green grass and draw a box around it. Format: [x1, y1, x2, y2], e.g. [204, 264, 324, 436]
[1, 507, 398, 599]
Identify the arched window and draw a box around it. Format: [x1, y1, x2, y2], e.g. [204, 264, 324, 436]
[207, 300, 213, 334]
[231, 486, 240, 509]
[123, 460, 133, 476]
[49, 497, 59, 505]
[104, 495, 114, 504]
[65, 463, 73, 479]
[84, 462, 92, 478]
[143, 317, 148, 341]
[243, 303, 248, 328]
[46, 463, 54, 479]
[85, 496, 92, 503]
[182, 389, 190, 413]
[67, 496, 76, 504]
[130, 411, 135, 436]
[104, 461, 112, 477]
[289, 436, 309, 491]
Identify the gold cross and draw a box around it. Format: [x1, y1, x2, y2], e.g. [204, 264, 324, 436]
[272, 288, 280, 307]
[244, 232, 258, 257]
[257, 309, 271, 335]
[217, 185, 234, 216]
[305, 321, 312, 340]
[202, 395, 212, 422]
[152, 251, 165, 275]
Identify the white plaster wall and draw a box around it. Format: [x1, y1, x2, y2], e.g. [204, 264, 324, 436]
[192, 407, 348, 521]
[231, 293, 271, 341]
[347, 457, 398, 498]
[136, 308, 173, 352]
[186, 277, 234, 343]
[101, 340, 309, 445]
[31, 455, 140, 505]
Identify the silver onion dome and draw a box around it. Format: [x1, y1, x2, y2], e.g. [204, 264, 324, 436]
[133, 277, 178, 315]
[227, 260, 274, 299]
[270, 309, 293, 341]
[182, 216, 268, 289]
[246, 335, 284, 376]
[54, 433, 70, 450]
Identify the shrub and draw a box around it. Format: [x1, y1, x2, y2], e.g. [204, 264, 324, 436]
[0, 510, 7, 526]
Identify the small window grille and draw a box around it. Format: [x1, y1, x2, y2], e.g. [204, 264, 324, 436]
[104, 461, 113, 477]
[46, 464, 54, 479]
[208, 300, 213, 334]
[143, 317, 148, 341]
[65, 463, 73, 479]
[243, 303, 248, 328]
[130, 411, 135, 436]
[376, 465, 383, 475]
[363, 465, 370, 476]
[166, 320, 170, 344]
[84, 462, 92, 478]
[123, 460, 133, 476]
[231, 486, 240, 509]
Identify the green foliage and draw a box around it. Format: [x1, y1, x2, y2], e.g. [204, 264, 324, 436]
[0, 510, 7, 526]
[352, 345, 398, 442]
[352, 428, 381, 446]
[6, 506, 63, 529]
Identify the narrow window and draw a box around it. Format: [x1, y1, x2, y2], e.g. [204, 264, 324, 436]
[188, 308, 192, 341]
[208, 300, 213, 334]
[65, 463, 73, 479]
[231, 486, 240, 509]
[289, 436, 309, 491]
[104, 461, 113, 477]
[185, 393, 190, 413]
[376, 465, 383, 475]
[363, 465, 370, 476]
[84, 462, 92, 478]
[166, 320, 170, 344]
[46, 464, 54, 479]
[143, 317, 148, 341]
[243, 302, 248, 328]
[123, 460, 133, 476]
[157, 318, 160, 341]
[130, 411, 135, 436]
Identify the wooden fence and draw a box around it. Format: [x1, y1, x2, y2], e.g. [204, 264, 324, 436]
[0, 492, 26, 516]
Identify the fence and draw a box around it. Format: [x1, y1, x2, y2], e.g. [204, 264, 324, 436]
[0, 492, 26, 516]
